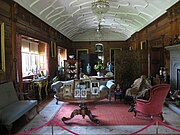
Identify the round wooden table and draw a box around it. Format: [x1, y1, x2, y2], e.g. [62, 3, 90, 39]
[54, 90, 108, 125]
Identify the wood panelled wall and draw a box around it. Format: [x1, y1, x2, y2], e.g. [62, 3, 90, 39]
[0, 0, 179, 83]
[72, 41, 128, 65]
[0, 0, 72, 82]
[72, 2, 180, 78]
[127, 2, 180, 77]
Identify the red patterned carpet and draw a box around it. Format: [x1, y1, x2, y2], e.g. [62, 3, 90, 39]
[52, 100, 161, 126]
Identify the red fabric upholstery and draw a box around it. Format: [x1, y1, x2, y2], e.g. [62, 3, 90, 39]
[134, 84, 170, 119]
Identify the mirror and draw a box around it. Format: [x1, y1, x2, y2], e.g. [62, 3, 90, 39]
[0, 22, 5, 73]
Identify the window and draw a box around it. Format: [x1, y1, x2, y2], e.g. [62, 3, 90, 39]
[21, 38, 48, 77]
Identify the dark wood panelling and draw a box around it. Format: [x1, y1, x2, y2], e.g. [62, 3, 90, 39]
[72, 41, 127, 65]
[0, 0, 179, 83]
[0, 0, 72, 82]
[127, 2, 180, 77]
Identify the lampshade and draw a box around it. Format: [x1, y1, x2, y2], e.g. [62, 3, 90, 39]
[91, 0, 110, 15]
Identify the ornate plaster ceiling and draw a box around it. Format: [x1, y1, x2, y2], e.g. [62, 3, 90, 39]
[14, 0, 178, 41]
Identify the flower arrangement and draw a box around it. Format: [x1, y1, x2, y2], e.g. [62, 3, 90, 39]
[94, 61, 104, 72]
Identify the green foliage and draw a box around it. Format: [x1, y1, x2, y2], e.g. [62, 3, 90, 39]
[94, 62, 104, 72]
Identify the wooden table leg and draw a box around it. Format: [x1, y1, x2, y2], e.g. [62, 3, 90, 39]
[37, 83, 42, 100]
[62, 103, 100, 125]
[44, 80, 48, 98]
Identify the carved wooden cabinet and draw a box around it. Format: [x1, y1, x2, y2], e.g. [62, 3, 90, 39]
[64, 60, 78, 80]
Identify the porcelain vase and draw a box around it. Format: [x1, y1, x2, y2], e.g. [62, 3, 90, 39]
[97, 71, 100, 77]
[86, 63, 91, 74]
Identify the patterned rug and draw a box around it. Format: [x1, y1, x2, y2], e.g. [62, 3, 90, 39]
[16, 99, 180, 135]
[52, 100, 161, 126]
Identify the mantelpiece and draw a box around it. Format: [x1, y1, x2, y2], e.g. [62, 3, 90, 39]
[165, 43, 180, 114]
[165, 43, 180, 90]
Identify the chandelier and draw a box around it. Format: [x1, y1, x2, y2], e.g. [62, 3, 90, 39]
[92, 0, 109, 41]
[91, 0, 110, 16]
[96, 21, 103, 41]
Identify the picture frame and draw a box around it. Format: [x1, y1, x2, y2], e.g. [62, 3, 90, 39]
[81, 89, 87, 98]
[74, 89, 81, 98]
[74, 79, 91, 98]
[62, 84, 72, 97]
[76, 49, 88, 60]
[0, 22, 5, 73]
[140, 40, 148, 50]
[83, 79, 91, 91]
[91, 81, 99, 95]
[74, 79, 91, 89]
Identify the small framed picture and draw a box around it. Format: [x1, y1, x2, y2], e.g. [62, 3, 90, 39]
[91, 81, 99, 95]
[81, 89, 87, 98]
[74, 79, 81, 89]
[62, 84, 72, 97]
[74, 89, 81, 98]
[74, 79, 91, 89]
[83, 79, 91, 89]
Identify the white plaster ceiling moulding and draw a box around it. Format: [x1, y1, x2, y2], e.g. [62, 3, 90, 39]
[14, 0, 179, 41]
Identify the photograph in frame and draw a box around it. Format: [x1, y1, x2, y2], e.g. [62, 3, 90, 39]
[74, 79, 91, 89]
[62, 84, 72, 97]
[83, 79, 91, 91]
[91, 81, 99, 95]
[81, 89, 87, 98]
[74, 89, 81, 98]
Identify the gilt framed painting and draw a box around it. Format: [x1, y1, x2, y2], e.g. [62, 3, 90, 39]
[0, 22, 5, 73]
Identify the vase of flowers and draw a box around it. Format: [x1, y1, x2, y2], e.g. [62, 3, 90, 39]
[94, 60, 104, 76]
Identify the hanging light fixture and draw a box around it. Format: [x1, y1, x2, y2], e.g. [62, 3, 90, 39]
[96, 21, 103, 41]
[92, 0, 109, 41]
[91, 0, 110, 17]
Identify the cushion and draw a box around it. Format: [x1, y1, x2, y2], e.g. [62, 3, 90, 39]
[0, 82, 18, 109]
[0, 100, 37, 125]
[106, 80, 116, 89]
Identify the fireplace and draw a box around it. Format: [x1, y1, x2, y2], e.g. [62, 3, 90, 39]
[165, 44, 180, 90]
[165, 44, 180, 114]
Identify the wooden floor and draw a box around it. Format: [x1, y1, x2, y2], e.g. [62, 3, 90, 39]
[0, 96, 53, 135]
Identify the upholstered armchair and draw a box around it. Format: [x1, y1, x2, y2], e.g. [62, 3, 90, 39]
[134, 84, 170, 121]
